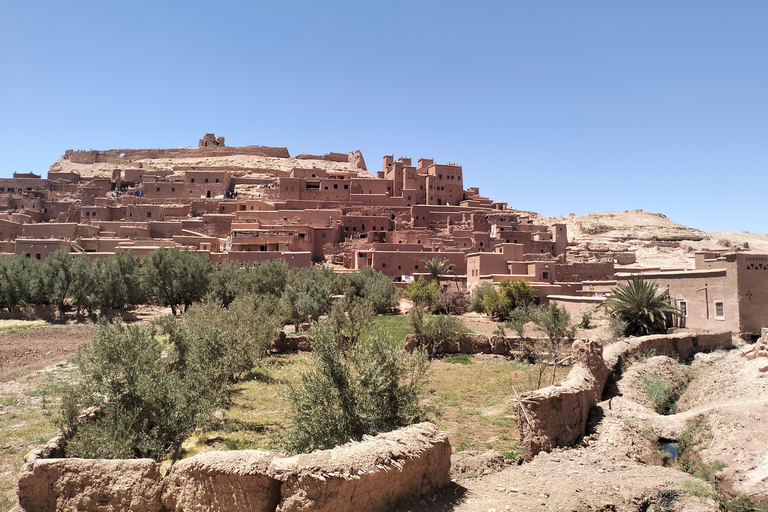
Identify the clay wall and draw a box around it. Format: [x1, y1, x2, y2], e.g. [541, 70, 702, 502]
[126, 204, 166, 221]
[616, 268, 740, 334]
[235, 209, 341, 226]
[148, 222, 183, 238]
[223, 251, 312, 269]
[62, 145, 290, 165]
[18, 423, 449, 512]
[554, 261, 616, 282]
[14, 239, 72, 260]
[363, 250, 466, 278]
[202, 214, 234, 236]
[0, 219, 22, 241]
[735, 253, 768, 335]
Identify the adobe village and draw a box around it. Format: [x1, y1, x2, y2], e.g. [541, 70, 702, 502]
[1, 137, 768, 511]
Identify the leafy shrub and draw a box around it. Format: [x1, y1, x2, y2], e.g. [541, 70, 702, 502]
[60, 319, 226, 462]
[482, 279, 535, 320]
[532, 302, 577, 363]
[409, 307, 465, 353]
[280, 267, 333, 329]
[579, 312, 592, 329]
[282, 324, 430, 454]
[468, 282, 493, 313]
[97, 249, 144, 311]
[400, 276, 439, 310]
[339, 266, 398, 314]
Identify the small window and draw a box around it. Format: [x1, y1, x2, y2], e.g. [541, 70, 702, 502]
[398, 265, 401, 270]
[679, 300, 687, 317]
[382, 263, 386, 268]
[147, 212, 152, 218]
[156, 187, 161, 192]
[215, 179, 220, 183]
[333, 184, 338, 189]
[542, 272, 549, 280]
[415, 264, 419, 270]
[321, 233, 326, 238]
[85, 211, 90, 217]
[344, 184, 348, 189]
[36, 254, 41, 260]
[715, 301, 725, 320]
[190, 179, 195, 183]
[205, 178, 209, 183]
[172, 187, 175, 192]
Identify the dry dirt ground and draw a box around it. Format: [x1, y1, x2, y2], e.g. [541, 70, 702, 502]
[0, 325, 93, 382]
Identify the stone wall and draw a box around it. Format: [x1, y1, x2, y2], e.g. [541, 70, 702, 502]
[515, 331, 733, 459]
[16, 423, 450, 512]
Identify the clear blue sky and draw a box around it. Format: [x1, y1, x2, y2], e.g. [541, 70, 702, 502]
[1, 1, 766, 233]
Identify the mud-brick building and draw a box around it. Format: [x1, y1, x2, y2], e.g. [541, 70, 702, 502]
[617, 251, 768, 336]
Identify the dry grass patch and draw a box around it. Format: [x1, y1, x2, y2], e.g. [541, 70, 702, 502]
[184, 352, 565, 462]
[0, 364, 73, 511]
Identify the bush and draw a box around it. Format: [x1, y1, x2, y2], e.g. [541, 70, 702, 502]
[97, 250, 144, 311]
[482, 279, 535, 320]
[532, 302, 576, 363]
[282, 323, 430, 454]
[643, 373, 688, 415]
[158, 294, 281, 384]
[400, 276, 439, 310]
[339, 266, 399, 314]
[60, 319, 226, 462]
[468, 282, 493, 313]
[409, 307, 465, 353]
[280, 266, 333, 329]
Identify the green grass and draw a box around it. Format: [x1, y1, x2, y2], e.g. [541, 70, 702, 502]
[182, 352, 557, 462]
[442, 354, 473, 365]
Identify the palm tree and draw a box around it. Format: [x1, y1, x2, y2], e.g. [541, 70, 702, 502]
[422, 257, 455, 290]
[602, 276, 680, 336]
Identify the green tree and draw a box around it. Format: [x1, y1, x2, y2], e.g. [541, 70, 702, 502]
[97, 250, 144, 311]
[42, 249, 74, 314]
[482, 279, 535, 320]
[602, 276, 680, 336]
[423, 257, 456, 290]
[0, 255, 31, 312]
[246, 259, 289, 297]
[70, 254, 99, 317]
[280, 266, 332, 329]
[207, 262, 243, 307]
[327, 297, 375, 349]
[339, 266, 399, 314]
[400, 276, 439, 310]
[408, 307, 465, 354]
[141, 248, 211, 315]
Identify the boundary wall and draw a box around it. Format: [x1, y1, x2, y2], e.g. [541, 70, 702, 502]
[515, 331, 733, 459]
[17, 423, 450, 512]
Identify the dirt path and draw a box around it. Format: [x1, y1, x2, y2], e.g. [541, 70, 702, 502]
[0, 324, 94, 381]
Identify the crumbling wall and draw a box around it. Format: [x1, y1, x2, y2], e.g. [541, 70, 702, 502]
[404, 333, 526, 356]
[62, 145, 290, 165]
[516, 332, 733, 458]
[17, 423, 450, 512]
[516, 340, 609, 458]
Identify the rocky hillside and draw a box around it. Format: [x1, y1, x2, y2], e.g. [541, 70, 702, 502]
[534, 209, 768, 269]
